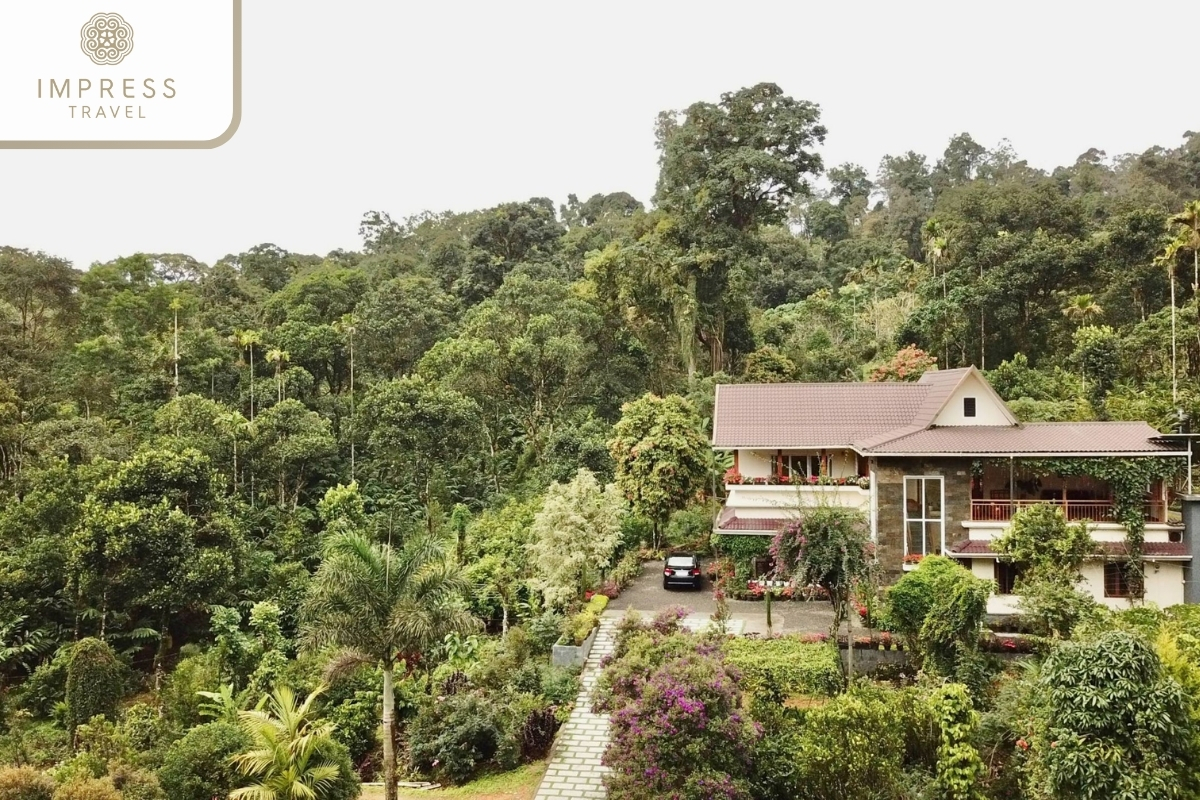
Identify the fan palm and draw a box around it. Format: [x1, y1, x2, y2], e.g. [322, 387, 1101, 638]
[230, 684, 341, 800]
[302, 533, 477, 800]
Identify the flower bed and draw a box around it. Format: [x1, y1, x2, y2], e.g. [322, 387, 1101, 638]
[724, 469, 870, 489]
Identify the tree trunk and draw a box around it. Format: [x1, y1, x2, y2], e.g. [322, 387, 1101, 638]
[152, 614, 169, 693]
[501, 603, 509, 637]
[382, 662, 397, 800]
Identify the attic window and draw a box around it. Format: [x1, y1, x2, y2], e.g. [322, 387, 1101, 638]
[963, 397, 977, 418]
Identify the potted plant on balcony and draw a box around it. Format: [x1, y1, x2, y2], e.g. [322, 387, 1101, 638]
[902, 553, 924, 571]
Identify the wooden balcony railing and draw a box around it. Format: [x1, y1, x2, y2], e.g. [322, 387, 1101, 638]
[970, 499, 1167, 523]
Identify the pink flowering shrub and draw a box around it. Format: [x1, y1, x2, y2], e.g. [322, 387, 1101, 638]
[602, 652, 759, 800]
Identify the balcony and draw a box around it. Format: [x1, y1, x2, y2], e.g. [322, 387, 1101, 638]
[969, 499, 1168, 524]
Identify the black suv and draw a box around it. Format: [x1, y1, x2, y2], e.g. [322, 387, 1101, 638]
[662, 553, 703, 590]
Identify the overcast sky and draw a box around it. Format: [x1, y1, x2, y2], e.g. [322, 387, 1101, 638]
[1, 0, 1195, 269]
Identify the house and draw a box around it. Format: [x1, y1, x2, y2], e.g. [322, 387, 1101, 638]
[711, 367, 1192, 613]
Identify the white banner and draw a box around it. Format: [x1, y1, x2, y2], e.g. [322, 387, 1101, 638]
[0, 0, 240, 147]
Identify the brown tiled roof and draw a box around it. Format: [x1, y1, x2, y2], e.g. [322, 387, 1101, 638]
[712, 366, 1179, 456]
[712, 381, 936, 448]
[715, 514, 789, 532]
[868, 422, 1178, 455]
[948, 538, 1190, 559]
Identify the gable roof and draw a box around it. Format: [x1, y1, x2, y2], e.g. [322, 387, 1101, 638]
[712, 367, 1181, 456]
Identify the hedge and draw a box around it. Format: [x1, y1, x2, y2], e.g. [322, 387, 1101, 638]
[723, 637, 843, 700]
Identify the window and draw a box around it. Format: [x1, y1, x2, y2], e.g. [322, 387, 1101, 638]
[1104, 562, 1136, 598]
[963, 397, 977, 417]
[994, 561, 1022, 595]
[904, 476, 944, 557]
[772, 454, 817, 478]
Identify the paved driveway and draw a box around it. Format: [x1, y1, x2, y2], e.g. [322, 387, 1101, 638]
[606, 560, 837, 635]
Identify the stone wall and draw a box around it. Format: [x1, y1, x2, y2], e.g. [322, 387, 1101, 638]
[872, 456, 974, 583]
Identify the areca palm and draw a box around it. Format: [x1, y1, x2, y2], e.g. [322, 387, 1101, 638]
[1061, 293, 1103, 326]
[230, 684, 341, 800]
[302, 533, 477, 800]
[266, 348, 290, 402]
[1169, 200, 1200, 291]
[235, 329, 264, 421]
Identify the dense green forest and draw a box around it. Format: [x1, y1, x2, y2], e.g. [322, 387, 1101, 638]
[3, 81, 1200, 798]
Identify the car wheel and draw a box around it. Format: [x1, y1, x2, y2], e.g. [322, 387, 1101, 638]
[662, 580, 670, 590]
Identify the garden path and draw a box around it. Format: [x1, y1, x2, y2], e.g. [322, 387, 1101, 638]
[533, 616, 618, 800]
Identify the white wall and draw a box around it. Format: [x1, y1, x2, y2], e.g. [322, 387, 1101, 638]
[932, 372, 1012, 426]
[967, 556, 1187, 613]
[734, 448, 859, 479]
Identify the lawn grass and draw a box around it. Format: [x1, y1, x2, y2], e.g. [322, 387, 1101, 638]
[359, 761, 548, 800]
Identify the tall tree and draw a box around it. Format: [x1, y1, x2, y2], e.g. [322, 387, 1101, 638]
[303, 533, 476, 800]
[609, 393, 709, 549]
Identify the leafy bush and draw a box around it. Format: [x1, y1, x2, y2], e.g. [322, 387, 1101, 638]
[1023, 631, 1199, 800]
[156, 721, 249, 800]
[0, 766, 54, 800]
[63, 640, 125, 733]
[562, 595, 608, 646]
[159, 651, 219, 729]
[665, 505, 715, 550]
[722, 637, 843, 701]
[313, 739, 361, 800]
[758, 686, 908, 799]
[14, 647, 73, 720]
[602, 650, 757, 800]
[887, 556, 991, 684]
[527, 611, 564, 653]
[53, 717, 132, 786]
[930, 684, 986, 800]
[0, 717, 69, 770]
[593, 629, 706, 714]
[106, 763, 165, 800]
[49, 779, 120, 800]
[116, 704, 175, 765]
[408, 694, 516, 785]
[324, 684, 381, 767]
[540, 666, 581, 706]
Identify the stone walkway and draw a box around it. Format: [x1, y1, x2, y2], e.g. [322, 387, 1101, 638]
[533, 616, 619, 800]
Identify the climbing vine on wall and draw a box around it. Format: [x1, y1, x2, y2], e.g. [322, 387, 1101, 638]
[993, 457, 1184, 594]
[711, 533, 772, 586]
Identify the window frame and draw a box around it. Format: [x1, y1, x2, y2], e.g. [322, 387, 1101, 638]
[994, 560, 1022, 595]
[963, 397, 977, 417]
[903, 475, 945, 558]
[1103, 561, 1137, 598]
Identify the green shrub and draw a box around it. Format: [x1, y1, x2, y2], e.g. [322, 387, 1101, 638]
[0, 766, 55, 800]
[314, 739, 361, 800]
[609, 551, 643, 590]
[723, 638, 843, 700]
[63, 640, 124, 733]
[665, 505, 715, 550]
[106, 763, 165, 800]
[562, 595, 608, 646]
[50, 779, 120, 800]
[758, 686, 908, 799]
[159, 652, 219, 729]
[408, 694, 515, 785]
[52, 717, 131, 786]
[594, 629, 703, 714]
[540, 666, 581, 706]
[156, 722, 249, 800]
[887, 556, 991, 684]
[527, 611, 564, 653]
[0, 717, 69, 770]
[116, 704, 175, 765]
[14, 647, 73, 721]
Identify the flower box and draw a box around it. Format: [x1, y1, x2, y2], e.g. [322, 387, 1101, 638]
[552, 624, 597, 668]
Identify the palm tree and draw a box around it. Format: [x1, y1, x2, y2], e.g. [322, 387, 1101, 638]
[235, 329, 263, 421]
[303, 533, 477, 800]
[1169, 200, 1200, 292]
[169, 297, 183, 396]
[1157, 238, 1183, 403]
[1061, 293, 1103, 326]
[230, 684, 342, 800]
[266, 348, 290, 402]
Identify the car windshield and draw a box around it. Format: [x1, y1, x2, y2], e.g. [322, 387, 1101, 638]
[666, 556, 695, 568]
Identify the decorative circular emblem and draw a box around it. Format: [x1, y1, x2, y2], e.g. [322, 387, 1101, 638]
[80, 13, 134, 66]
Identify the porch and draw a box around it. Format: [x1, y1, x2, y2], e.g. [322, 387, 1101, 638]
[971, 463, 1170, 524]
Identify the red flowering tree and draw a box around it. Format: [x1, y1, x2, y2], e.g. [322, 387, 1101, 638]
[868, 345, 937, 382]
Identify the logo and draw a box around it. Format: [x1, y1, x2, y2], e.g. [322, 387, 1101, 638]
[81, 12, 134, 65]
